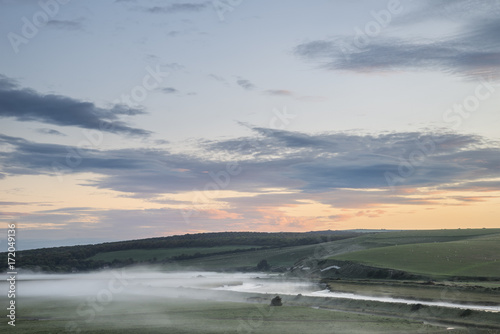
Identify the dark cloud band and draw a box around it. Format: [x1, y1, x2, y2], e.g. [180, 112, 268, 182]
[0, 75, 151, 136]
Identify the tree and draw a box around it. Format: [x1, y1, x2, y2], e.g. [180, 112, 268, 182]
[257, 259, 270, 271]
[270, 296, 282, 306]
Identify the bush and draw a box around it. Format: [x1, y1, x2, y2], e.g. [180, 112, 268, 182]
[257, 259, 270, 271]
[460, 309, 473, 317]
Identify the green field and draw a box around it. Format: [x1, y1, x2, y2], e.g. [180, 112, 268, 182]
[331, 232, 500, 278]
[75, 229, 500, 279]
[352, 228, 500, 247]
[167, 229, 500, 279]
[173, 237, 365, 269]
[4, 296, 471, 334]
[90, 245, 262, 262]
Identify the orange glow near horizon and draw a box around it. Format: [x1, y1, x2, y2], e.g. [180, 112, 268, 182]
[1, 174, 499, 234]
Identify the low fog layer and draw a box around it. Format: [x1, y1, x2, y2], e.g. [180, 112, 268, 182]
[11, 269, 270, 299]
[4, 268, 283, 308]
[2, 268, 498, 312]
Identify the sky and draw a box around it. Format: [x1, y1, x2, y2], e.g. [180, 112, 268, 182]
[1, 0, 500, 250]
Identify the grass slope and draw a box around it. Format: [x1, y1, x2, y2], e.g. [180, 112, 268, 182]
[331, 232, 500, 278]
[10, 296, 457, 334]
[90, 245, 261, 262]
[174, 236, 367, 269]
[352, 228, 500, 248]
[171, 229, 500, 274]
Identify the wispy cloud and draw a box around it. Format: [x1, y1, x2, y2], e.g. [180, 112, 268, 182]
[1, 128, 499, 197]
[236, 78, 256, 90]
[158, 87, 178, 94]
[47, 19, 84, 31]
[36, 128, 66, 136]
[265, 89, 294, 96]
[141, 2, 209, 14]
[395, 0, 500, 24]
[208, 74, 226, 82]
[294, 6, 500, 80]
[263, 89, 326, 102]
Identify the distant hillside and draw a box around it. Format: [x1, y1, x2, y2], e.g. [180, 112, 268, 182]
[331, 230, 500, 278]
[168, 228, 500, 281]
[6, 229, 498, 279]
[2, 230, 360, 272]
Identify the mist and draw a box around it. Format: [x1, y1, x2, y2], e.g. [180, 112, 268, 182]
[2, 267, 498, 333]
[5, 267, 498, 311]
[12, 268, 271, 299]
[2, 267, 289, 333]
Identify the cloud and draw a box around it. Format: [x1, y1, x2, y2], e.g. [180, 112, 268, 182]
[199, 128, 500, 194]
[0, 201, 31, 205]
[36, 128, 66, 136]
[0, 75, 151, 136]
[294, 7, 500, 80]
[167, 30, 180, 37]
[1, 206, 245, 246]
[454, 196, 494, 203]
[2, 128, 499, 237]
[208, 74, 226, 82]
[263, 89, 326, 102]
[265, 89, 294, 96]
[443, 180, 500, 192]
[236, 79, 256, 90]
[159, 87, 178, 94]
[46, 19, 84, 31]
[142, 2, 209, 14]
[396, 0, 500, 24]
[162, 63, 185, 71]
[2, 128, 500, 198]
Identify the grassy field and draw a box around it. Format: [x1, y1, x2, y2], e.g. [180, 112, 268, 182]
[172, 236, 366, 269]
[166, 229, 500, 278]
[352, 228, 500, 247]
[325, 280, 500, 305]
[82, 229, 500, 279]
[331, 232, 500, 278]
[3, 296, 475, 334]
[90, 245, 262, 262]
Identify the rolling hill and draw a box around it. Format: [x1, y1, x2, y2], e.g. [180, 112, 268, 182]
[4, 228, 500, 280]
[330, 231, 500, 278]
